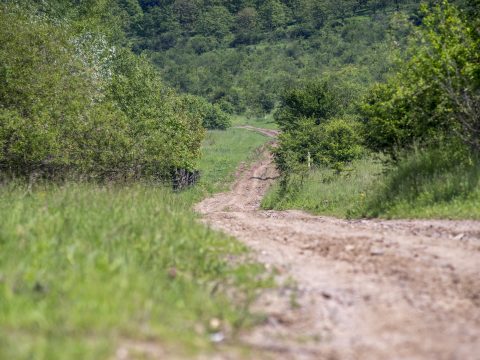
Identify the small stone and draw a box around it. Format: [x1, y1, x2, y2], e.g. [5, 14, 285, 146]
[321, 291, 332, 300]
[209, 318, 221, 330]
[370, 248, 384, 256]
[210, 332, 225, 343]
[345, 245, 355, 252]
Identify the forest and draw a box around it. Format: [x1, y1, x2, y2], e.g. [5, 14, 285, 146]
[1, 0, 479, 358]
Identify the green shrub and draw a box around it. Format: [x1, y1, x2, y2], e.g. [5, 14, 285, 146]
[315, 117, 364, 171]
[274, 79, 343, 132]
[0, 4, 206, 180]
[203, 104, 232, 130]
[178, 95, 231, 130]
[361, 1, 480, 157]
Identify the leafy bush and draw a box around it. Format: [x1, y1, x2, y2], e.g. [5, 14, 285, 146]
[361, 1, 480, 157]
[273, 116, 363, 173]
[0, 4, 206, 180]
[178, 95, 231, 130]
[204, 104, 231, 130]
[273, 76, 364, 174]
[315, 117, 364, 171]
[274, 80, 343, 132]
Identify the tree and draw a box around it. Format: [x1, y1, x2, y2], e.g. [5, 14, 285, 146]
[259, 0, 288, 30]
[274, 80, 343, 132]
[197, 6, 233, 38]
[235, 7, 258, 31]
[173, 0, 203, 31]
[362, 1, 480, 156]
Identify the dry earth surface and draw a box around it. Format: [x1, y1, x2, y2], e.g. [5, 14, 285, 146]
[195, 127, 480, 360]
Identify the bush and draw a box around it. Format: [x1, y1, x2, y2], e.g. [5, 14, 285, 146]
[273, 76, 364, 174]
[203, 104, 232, 130]
[178, 95, 231, 130]
[0, 5, 206, 181]
[0, 7, 128, 178]
[315, 117, 364, 171]
[361, 1, 480, 157]
[274, 79, 343, 132]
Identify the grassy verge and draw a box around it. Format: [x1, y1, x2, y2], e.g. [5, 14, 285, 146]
[261, 157, 384, 217]
[263, 149, 480, 220]
[0, 126, 272, 359]
[354, 149, 480, 219]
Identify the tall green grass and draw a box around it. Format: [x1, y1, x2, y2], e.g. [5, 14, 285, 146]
[262, 157, 384, 217]
[263, 148, 480, 220]
[356, 148, 480, 219]
[0, 184, 270, 359]
[0, 126, 272, 359]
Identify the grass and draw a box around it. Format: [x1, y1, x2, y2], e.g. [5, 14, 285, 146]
[187, 127, 270, 198]
[263, 148, 480, 220]
[261, 157, 384, 217]
[0, 125, 272, 359]
[355, 148, 480, 219]
[231, 115, 278, 130]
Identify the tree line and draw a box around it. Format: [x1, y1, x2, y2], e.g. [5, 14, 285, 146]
[116, 0, 424, 116]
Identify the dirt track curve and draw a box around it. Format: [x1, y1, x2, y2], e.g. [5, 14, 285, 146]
[195, 127, 480, 360]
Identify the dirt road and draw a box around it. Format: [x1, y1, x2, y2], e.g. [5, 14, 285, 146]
[195, 128, 480, 360]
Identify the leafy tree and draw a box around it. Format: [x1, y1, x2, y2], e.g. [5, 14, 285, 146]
[274, 80, 344, 132]
[173, 0, 203, 31]
[259, 0, 288, 30]
[362, 1, 480, 156]
[197, 5, 233, 38]
[235, 6, 258, 31]
[178, 95, 231, 130]
[273, 77, 364, 173]
[0, 3, 206, 180]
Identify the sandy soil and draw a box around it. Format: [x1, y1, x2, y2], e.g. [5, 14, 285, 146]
[195, 128, 480, 360]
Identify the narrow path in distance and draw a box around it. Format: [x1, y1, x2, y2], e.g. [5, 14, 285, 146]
[195, 127, 480, 360]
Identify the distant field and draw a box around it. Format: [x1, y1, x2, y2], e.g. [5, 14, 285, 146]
[0, 125, 272, 359]
[231, 115, 278, 131]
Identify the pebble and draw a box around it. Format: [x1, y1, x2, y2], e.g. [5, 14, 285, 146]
[370, 248, 384, 256]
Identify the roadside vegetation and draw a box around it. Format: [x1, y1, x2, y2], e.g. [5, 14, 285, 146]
[0, 1, 273, 358]
[263, 0, 480, 219]
[0, 183, 270, 359]
[0, 125, 273, 359]
[1, 0, 479, 358]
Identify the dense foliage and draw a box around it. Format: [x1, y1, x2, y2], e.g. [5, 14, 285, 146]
[0, 2, 211, 181]
[266, 0, 480, 217]
[362, 0, 480, 157]
[273, 79, 364, 174]
[122, 0, 422, 115]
